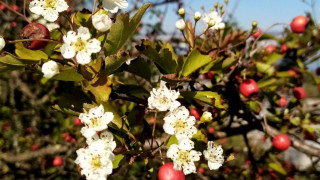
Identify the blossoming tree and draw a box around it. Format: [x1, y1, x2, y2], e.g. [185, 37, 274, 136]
[0, 0, 320, 179]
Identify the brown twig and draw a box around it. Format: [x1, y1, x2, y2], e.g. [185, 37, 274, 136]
[0, 1, 31, 23]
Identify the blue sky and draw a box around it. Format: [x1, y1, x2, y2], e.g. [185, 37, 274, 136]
[86, 0, 320, 33]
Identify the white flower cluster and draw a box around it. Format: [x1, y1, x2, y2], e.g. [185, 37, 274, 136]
[29, 0, 68, 22]
[203, 11, 225, 30]
[61, 26, 101, 65]
[29, 14, 60, 32]
[42, 60, 59, 78]
[75, 105, 116, 180]
[148, 81, 224, 175]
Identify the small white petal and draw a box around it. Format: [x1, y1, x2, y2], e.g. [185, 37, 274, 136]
[78, 26, 91, 41]
[42, 60, 59, 78]
[76, 50, 91, 65]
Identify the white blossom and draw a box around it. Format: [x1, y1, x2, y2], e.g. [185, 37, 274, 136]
[203, 141, 224, 170]
[29, 0, 68, 22]
[102, 0, 128, 13]
[85, 131, 117, 152]
[203, 11, 224, 30]
[75, 140, 114, 180]
[79, 105, 114, 138]
[175, 19, 186, 30]
[42, 60, 59, 78]
[60, 26, 101, 65]
[29, 13, 60, 31]
[92, 14, 113, 32]
[167, 139, 202, 175]
[148, 81, 180, 111]
[194, 12, 201, 20]
[0, 36, 5, 51]
[163, 106, 197, 140]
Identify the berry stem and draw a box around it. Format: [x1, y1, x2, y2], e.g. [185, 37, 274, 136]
[0, 1, 31, 23]
[150, 111, 157, 150]
[8, 39, 62, 44]
[23, 0, 27, 17]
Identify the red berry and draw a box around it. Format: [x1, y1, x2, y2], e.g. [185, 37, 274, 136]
[245, 160, 251, 166]
[287, 70, 297, 77]
[20, 23, 50, 50]
[240, 79, 259, 98]
[266, 45, 276, 55]
[11, 22, 17, 28]
[208, 127, 215, 134]
[272, 134, 291, 150]
[150, 117, 155, 124]
[31, 144, 38, 151]
[52, 157, 63, 166]
[279, 97, 287, 107]
[62, 132, 69, 139]
[293, 87, 306, 99]
[205, 71, 215, 79]
[197, 167, 204, 174]
[158, 163, 185, 180]
[9, 5, 18, 11]
[190, 108, 201, 120]
[258, 168, 264, 174]
[252, 28, 261, 38]
[0, 5, 6, 11]
[74, 117, 82, 126]
[316, 67, 320, 76]
[290, 16, 308, 33]
[230, 65, 235, 70]
[269, 171, 277, 178]
[281, 44, 288, 53]
[221, 138, 227, 144]
[224, 168, 231, 173]
[65, 135, 72, 142]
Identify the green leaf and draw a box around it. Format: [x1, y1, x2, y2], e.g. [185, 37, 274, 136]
[105, 3, 150, 56]
[105, 51, 129, 75]
[166, 135, 178, 148]
[103, 103, 137, 141]
[126, 58, 158, 81]
[192, 130, 205, 142]
[263, 52, 283, 64]
[257, 77, 287, 88]
[0, 54, 38, 66]
[137, 40, 177, 74]
[268, 162, 287, 175]
[113, 154, 125, 169]
[248, 101, 261, 114]
[180, 49, 213, 77]
[15, 43, 48, 60]
[52, 67, 83, 81]
[256, 62, 275, 76]
[74, 11, 91, 26]
[180, 91, 226, 109]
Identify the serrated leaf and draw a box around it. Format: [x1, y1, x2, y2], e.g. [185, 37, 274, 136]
[263, 52, 283, 64]
[257, 77, 287, 88]
[268, 162, 287, 175]
[166, 135, 178, 148]
[105, 51, 129, 75]
[15, 43, 48, 60]
[256, 62, 275, 76]
[180, 91, 226, 109]
[180, 49, 213, 77]
[52, 67, 83, 81]
[137, 40, 177, 74]
[105, 3, 150, 56]
[113, 154, 125, 169]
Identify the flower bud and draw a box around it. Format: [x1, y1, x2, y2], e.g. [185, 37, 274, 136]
[200, 111, 213, 123]
[252, 21, 258, 28]
[92, 13, 112, 32]
[208, 20, 215, 27]
[225, 0, 228, 4]
[42, 60, 59, 78]
[221, 9, 225, 15]
[214, 2, 218, 8]
[194, 12, 201, 21]
[178, 8, 185, 16]
[218, 23, 225, 30]
[0, 36, 5, 51]
[219, 4, 223, 9]
[175, 19, 186, 30]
